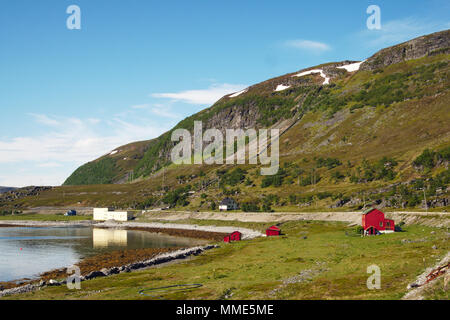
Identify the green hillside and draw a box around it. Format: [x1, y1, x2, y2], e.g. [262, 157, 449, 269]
[2, 30, 448, 212]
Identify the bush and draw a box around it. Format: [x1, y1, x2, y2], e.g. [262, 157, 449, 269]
[136, 197, 157, 210]
[413, 147, 450, 170]
[261, 169, 286, 188]
[241, 202, 260, 212]
[354, 226, 364, 235]
[316, 157, 342, 170]
[221, 168, 246, 186]
[162, 186, 190, 207]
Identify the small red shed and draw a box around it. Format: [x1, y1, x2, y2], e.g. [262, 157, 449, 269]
[230, 231, 242, 241]
[266, 225, 281, 237]
[224, 231, 242, 242]
[362, 208, 395, 235]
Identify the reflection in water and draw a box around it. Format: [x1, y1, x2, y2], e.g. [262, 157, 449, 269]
[93, 228, 128, 248]
[0, 226, 207, 283]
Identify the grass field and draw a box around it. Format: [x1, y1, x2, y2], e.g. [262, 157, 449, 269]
[4, 220, 448, 300]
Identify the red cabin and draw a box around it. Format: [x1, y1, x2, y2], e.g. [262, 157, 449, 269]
[362, 208, 395, 235]
[230, 231, 241, 241]
[266, 225, 281, 237]
[224, 231, 242, 242]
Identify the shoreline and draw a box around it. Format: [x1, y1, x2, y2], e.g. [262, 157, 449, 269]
[0, 244, 218, 298]
[0, 220, 263, 296]
[0, 220, 265, 239]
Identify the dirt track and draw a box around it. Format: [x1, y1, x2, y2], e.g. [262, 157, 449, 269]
[144, 210, 450, 228]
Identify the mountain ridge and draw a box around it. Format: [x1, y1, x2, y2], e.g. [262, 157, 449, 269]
[64, 29, 450, 187]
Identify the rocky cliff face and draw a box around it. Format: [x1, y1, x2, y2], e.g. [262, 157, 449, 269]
[361, 29, 450, 71]
[64, 29, 450, 186]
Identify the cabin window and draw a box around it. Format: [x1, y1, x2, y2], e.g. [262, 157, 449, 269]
[386, 221, 390, 227]
[379, 222, 383, 227]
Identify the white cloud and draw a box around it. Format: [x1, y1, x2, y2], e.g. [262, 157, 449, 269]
[36, 162, 63, 168]
[0, 113, 173, 187]
[130, 104, 150, 109]
[359, 17, 449, 48]
[284, 40, 331, 52]
[151, 105, 181, 119]
[28, 113, 61, 127]
[151, 83, 247, 105]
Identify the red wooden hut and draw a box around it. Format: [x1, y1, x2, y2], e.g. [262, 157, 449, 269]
[362, 208, 395, 235]
[224, 231, 242, 242]
[230, 231, 241, 241]
[266, 225, 281, 236]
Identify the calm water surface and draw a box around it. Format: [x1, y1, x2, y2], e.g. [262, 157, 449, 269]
[0, 226, 205, 282]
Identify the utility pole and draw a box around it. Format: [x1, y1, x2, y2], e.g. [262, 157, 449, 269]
[423, 187, 428, 212]
[363, 192, 366, 209]
[162, 166, 165, 191]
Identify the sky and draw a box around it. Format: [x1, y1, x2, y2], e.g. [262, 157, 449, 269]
[0, 0, 449, 187]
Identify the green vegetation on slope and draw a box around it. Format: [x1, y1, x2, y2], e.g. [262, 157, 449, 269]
[64, 158, 118, 185]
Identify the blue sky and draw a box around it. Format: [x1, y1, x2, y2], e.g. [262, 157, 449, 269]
[0, 0, 449, 186]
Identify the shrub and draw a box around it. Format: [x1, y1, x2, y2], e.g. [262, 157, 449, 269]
[241, 202, 260, 212]
[354, 226, 364, 235]
[221, 168, 246, 186]
[316, 157, 342, 170]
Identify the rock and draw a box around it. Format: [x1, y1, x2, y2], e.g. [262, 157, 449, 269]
[361, 30, 450, 71]
[329, 199, 350, 208]
[432, 245, 438, 250]
[85, 271, 106, 280]
[407, 283, 420, 290]
[100, 268, 110, 276]
[48, 279, 59, 286]
[120, 267, 131, 273]
[38, 280, 46, 287]
[109, 267, 120, 275]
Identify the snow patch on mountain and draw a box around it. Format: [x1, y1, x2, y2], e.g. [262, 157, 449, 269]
[337, 61, 364, 72]
[275, 84, 291, 92]
[229, 89, 248, 98]
[292, 69, 329, 85]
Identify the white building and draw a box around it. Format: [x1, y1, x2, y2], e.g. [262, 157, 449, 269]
[93, 208, 133, 221]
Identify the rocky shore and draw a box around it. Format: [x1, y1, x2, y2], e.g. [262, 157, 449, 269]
[0, 219, 263, 297]
[0, 244, 218, 298]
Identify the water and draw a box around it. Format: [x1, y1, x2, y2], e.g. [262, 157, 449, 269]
[0, 226, 205, 282]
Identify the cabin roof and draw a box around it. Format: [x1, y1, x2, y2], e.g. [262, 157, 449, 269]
[220, 197, 237, 205]
[362, 208, 377, 215]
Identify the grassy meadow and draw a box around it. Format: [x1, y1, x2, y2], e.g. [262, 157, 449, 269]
[4, 220, 448, 300]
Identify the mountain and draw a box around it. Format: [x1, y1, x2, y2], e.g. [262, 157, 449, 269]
[64, 29, 450, 187]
